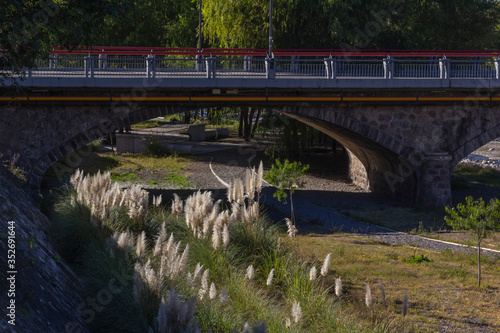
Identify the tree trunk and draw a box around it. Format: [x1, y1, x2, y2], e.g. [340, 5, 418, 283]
[238, 108, 244, 137]
[251, 108, 262, 137]
[290, 191, 295, 225]
[245, 107, 255, 140]
[478, 241, 481, 287]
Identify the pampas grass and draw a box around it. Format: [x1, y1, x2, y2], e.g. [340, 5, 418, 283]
[70, 169, 149, 224]
[365, 283, 372, 308]
[291, 300, 302, 324]
[335, 277, 343, 296]
[136, 231, 146, 259]
[266, 268, 275, 286]
[209, 282, 217, 300]
[321, 253, 331, 277]
[309, 266, 317, 281]
[246, 265, 255, 280]
[285, 218, 297, 239]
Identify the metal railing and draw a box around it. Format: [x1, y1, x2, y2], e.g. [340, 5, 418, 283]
[9, 48, 500, 82]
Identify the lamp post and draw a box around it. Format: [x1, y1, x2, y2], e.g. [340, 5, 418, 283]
[198, 0, 202, 52]
[269, 0, 273, 56]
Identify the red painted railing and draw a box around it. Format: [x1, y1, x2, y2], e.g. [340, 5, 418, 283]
[46, 47, 500, 58]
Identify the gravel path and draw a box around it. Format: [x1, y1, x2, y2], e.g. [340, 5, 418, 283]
[190, 147, 500, 257]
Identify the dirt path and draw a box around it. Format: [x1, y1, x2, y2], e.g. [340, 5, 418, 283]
[182, 145, 500, 257]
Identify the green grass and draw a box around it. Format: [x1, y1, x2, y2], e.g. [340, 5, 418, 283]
[131, 120, 162, 129]
[79, 152, 193, 188]
[453, 163, 500, 188]
[294, 232, 500, 332]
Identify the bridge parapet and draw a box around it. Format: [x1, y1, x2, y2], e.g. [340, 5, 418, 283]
[6, 48, 500, 89]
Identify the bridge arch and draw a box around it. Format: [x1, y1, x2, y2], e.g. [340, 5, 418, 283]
[451, 123, 500, 167]
[280, 105, 419, 203]
[19, 104, 192, 191]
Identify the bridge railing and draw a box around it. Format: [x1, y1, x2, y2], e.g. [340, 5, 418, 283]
[11, 49, 500, 81]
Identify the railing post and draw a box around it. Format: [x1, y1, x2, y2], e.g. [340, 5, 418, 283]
[49, 54, 57, 69]
[324, 56, 332, 79]
[98, 54, 107, 70]
[495, 57, 500, 79]
[205, 57, 215, 79]
[266, 56, 275, 79]
[196, 55, 204, 72]
[332, 57, 337, 79]
[146, 55, 156, 78]
[383, 56, 393, 79]
[439, 56, 449, 80]
[84, 56, 93, 78]
[244, 55, 252, 72]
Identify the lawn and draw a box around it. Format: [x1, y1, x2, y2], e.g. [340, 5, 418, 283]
[293, 231, 500, 332]
[79, 151, 194, 189]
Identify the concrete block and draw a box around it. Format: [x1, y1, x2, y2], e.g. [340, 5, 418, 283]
[116, 133, 147, 153]
[187, 124, 206, 142]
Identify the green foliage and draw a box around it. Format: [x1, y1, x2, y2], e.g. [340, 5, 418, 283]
[404, 254, 432, 264]
[445, 196, 500, 286]
[453, 164, 500, 188]
[264, 158, 309, 204]
[1, 0, 132, 83]
[87, 139, 103, 153]
[144, 137, 168, 157]
[94, 0, 198, 47]
[445, 196, 500, 245]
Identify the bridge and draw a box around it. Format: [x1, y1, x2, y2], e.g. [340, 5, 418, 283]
[2, 47, 500, 207]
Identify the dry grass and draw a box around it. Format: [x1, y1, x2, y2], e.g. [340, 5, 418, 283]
[293, 231, 500, 332]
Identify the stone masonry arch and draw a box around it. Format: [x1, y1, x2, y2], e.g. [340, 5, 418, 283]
[0, 103, 192, 192]
[280, 105, 419, 203]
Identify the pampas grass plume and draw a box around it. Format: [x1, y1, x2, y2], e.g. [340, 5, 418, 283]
[286, 218, 297, 239]
[365, 283, 372, 308]
[209, 282, 217, 300]
[309, 266, 317, 281]
[136, 231, 146, 259]
[335, 277, 342, 296]
[246, 265, 255, 280]
[292, 300, 302, 323]
[321, 253, 331, 276]
[266, 268, 275, 286]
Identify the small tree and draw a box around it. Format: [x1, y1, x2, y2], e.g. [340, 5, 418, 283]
[445, 196, 500, 287]
[264, 159, 309, 225]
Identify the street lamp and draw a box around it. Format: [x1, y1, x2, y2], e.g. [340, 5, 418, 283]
[198, 0, 202, 52]
[269, 0, 273, 56]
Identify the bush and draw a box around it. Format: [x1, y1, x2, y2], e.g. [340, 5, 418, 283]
[145, 137, 168, 156]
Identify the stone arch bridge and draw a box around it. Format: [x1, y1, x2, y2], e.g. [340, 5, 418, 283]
[1, 91, 499, 208]
[3, 48, 500, 207]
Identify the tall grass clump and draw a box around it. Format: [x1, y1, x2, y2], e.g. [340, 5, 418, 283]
[48, 166, 395, 332]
